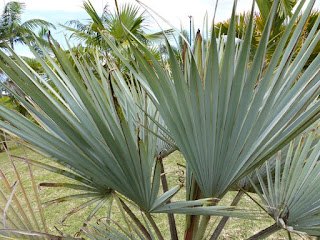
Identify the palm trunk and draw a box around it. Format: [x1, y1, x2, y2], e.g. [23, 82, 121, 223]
[210, 191, 244, 240]
[247, 223, 280, 239]
[159, 157, 178, 240]
[119, 198, 152, 240]
[184, 177, 202, 240]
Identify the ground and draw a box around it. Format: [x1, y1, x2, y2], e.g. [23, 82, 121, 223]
[0, 140, 308, 239]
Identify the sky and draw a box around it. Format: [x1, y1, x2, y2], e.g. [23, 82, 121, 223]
[1, 0, 256, 24]
[1, 0, 320, 56]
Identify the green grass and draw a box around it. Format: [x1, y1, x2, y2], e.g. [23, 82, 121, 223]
[0, 140, 308, 239]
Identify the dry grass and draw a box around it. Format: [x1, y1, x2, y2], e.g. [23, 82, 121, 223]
[0, 141, 312, 239]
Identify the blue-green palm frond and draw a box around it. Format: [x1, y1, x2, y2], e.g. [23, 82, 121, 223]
[249, 129, 320, 237]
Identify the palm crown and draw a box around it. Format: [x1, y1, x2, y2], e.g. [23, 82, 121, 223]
[62, 1, 168, 51]
[0, 1, 54, 50]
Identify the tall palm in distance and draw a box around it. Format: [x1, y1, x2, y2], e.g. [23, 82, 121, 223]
[0, 1, 55, 50]
[62, 1, 170, 52]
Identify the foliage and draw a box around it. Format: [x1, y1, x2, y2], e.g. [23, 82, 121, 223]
[1, 0, 320, 239]
[214, 0, 320, 65]
[62, 1, 169, 51]
[245, 128, 320, 239]
[0, 1, 55, 50]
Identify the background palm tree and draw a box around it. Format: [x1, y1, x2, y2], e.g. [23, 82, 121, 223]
[0, 1, 55, 50]
[256, 0, 297, 32]
[62, 0, 170, 51]
[0, 2, 55, 123]
[215, 0, 298, 60]
[214, 0, 320, 70]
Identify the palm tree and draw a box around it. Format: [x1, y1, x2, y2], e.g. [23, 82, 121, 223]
[0, 1, 55, 50]
[0, 3, 54, 125]
[256, 0, 297, 32]
[215, 0, 298, 60]
[2, 0, 320, 239]
[62, 1, 169, 51]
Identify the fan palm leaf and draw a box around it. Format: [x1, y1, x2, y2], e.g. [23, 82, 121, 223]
[0, 33, 255, 222]
[248, 129, 320, 237]
[103, 0, 320, 200]
[0, 41, 161, 211]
